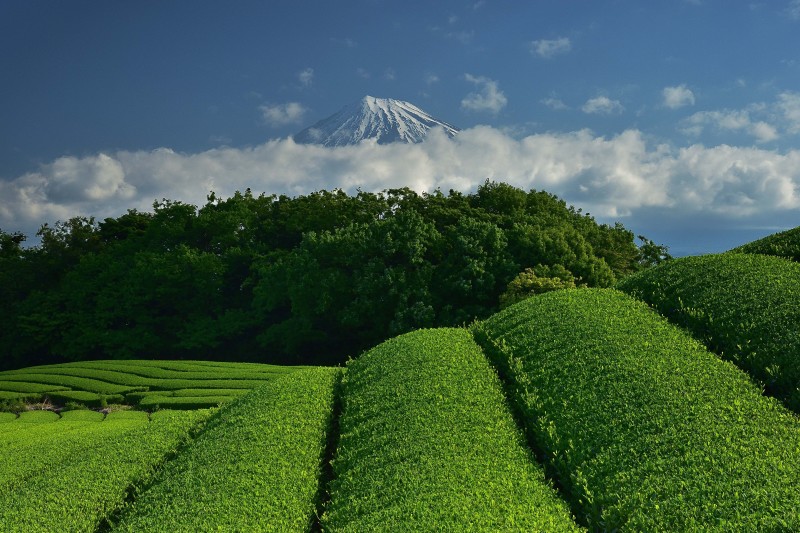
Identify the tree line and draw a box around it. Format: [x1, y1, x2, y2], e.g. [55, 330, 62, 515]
[0, 181, 669, 369]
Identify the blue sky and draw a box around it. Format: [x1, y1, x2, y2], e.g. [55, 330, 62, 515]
[2, 0, 800, 255]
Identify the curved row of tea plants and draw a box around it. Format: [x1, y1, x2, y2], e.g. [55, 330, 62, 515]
[322, 328, 581, 532]
[111, 367, 340, 532]
[0, 359, 298, 409]
[730, 225, 800, 261]
[0, 410, 144, 493]
[0, 409, 211, 532]
[616, 253, 800, 410]
[473, 289, 800, 531]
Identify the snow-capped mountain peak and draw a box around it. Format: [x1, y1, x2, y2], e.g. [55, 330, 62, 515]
[294, 96, 459, 146]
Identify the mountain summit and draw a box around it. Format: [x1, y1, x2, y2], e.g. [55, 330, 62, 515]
[293, 96, 459, 146]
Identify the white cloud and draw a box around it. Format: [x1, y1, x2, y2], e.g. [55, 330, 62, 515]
[777, 91, 800, 132]
[3, 127, 800, 247]
[662, 85, 695, 109]
[298, 68, 314, 88]
[383, 68, 396, 81]
[582, 96, 624, 115]
[425, 73, 440, 85]
[682, 108, 778, 143]
[531, 37, 572, 58]
[259, 102, 308, 127]
[461, 74, 507, 114]
[541, 97, 569, 110]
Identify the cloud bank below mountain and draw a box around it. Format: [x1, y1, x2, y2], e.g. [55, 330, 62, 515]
[2, 126, 798, 254]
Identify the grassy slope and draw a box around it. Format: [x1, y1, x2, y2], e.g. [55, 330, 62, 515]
[474, 289, 800, 531]
[617, 253, 800, 410]
[322, 328, 581, 532]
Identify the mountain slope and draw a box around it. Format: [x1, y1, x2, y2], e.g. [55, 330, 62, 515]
[293, 95, 459, 146]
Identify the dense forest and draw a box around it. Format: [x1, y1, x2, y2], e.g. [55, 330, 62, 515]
[0, 181, 668, 369]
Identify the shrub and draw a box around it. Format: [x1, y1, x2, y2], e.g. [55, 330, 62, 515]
[500, 264, 578, 308]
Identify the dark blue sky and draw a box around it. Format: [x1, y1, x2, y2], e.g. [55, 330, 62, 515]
[2, 0, 800, 254]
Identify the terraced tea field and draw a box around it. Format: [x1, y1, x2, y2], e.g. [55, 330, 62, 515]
[2, 242, 800, 529]
[0, 359, 301, 409]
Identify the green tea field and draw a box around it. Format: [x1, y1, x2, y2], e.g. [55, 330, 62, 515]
[2, 228, 799, 531]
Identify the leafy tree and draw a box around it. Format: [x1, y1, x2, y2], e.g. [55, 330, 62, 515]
[499, 265, 578, 308]
[636, 235, 673, 269]
[0, 182, 647, 368]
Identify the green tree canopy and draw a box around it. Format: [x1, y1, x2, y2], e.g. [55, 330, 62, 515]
[0, 182, 661, 368]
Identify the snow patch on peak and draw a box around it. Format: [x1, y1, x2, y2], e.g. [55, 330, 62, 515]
[294, 96, 459, 147]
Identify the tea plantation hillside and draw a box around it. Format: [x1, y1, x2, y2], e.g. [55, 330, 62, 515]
[3, 228, 800, 530]
[0, 359, 300, 409]
[112, 367, 339, 531]
[730, 225, 800, 261]
[321, 328, 581, 531]
[617, 253, 800, 411]
[474, 289, 800, 531]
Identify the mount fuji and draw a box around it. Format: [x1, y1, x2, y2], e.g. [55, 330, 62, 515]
[293, 96, 459, 147]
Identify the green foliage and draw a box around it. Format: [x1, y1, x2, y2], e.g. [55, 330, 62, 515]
[0, 360, 292, 409]
[46, 390, 124, 408]
[137, 395, 236, 409]
[499, 264, 578, 308]
[634, 234, 672, 268]
[0, 410, 143, 494]
[730, 226, 800, 261]
[14, 410, 60, 424]
[617, 253, 800, 411]
[0, 381, 69, 393]
[112, 367, 340, 531]
[1, 183, 642, 367]
[322, 328, 581, 532]
[473, 289, 800, 531]
[0, 409, 210, 531]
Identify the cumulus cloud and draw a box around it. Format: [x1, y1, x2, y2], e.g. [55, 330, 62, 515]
[259, 102, 308, 127]
[662, 85, 695, 109]
[682, 108, 779, 143]
[531, 37, 571, 58]
[298, 68, 314, 87]
[3, 127, 800, 251]
[461, 74, 507, 114]
[582, 96, 624, 115]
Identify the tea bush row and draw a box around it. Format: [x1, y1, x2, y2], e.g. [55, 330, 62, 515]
[111, 367, 340, 532]
[617, 253, 800, 410]
[137, 395, 236, 409]
[0, 360, 292, 409]
[0, 410, 147, 494]
[730, 225, 800, 261]
[473, 289, 800, 531]
[322, 328, 582, 532]
[0, 409, 210, 532]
